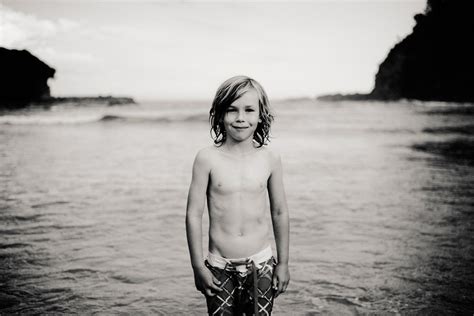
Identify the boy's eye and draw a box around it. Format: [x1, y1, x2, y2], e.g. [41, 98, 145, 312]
[226, 108, 236, 112]
[246, 109, 255, 112]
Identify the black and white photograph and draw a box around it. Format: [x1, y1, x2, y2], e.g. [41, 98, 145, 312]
[1, 0, 473, 314]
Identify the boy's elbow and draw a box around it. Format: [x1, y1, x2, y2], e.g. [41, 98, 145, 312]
[272, 206, 289, 218]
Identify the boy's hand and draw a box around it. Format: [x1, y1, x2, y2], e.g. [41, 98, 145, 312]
[193, 266, 222, 297]
[272, 263, 290, 298]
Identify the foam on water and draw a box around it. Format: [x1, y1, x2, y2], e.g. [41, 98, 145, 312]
[0, 105, 208, 125]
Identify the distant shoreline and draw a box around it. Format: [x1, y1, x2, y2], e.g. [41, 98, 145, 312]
[0, 96, 137, 111]
[315, 93, 474, 105]
[316, 93, 373, 102]
[35, 96, 136, 106]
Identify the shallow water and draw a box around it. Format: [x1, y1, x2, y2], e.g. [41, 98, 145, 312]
[1, 99, 473, 315]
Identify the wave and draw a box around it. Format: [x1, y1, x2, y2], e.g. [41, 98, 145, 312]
[420, 104, 474, 115]
[31, 201, 70, 209]
[0, 113, 208, 125]
[0, 242, 30, 249]
[324, 295, 363, 307]
[62, 268, 100, 274]
[412, 138, 474, 166]
[99, 113, 206, 123]
[423, 124, 474, 135]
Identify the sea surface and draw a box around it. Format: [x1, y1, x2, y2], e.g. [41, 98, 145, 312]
[1, 99, 473, 315]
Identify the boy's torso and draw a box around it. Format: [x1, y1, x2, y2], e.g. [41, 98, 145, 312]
[206, 146, 272, 259]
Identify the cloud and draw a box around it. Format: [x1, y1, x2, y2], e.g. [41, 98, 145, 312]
[0, 4, 79, 48]
[0, 4, 98, 71]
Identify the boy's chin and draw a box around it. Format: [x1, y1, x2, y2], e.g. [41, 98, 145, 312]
[229, 135, 252, 142]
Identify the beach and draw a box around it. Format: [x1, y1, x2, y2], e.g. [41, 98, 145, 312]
[1, 99, 473, 314]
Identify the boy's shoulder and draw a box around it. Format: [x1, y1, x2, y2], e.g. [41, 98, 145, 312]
[261, 145, 280, 158]
[261, 146, 282, 169]
[192, 146, 217, 172]
[194, 146, 219, 163]
[196, 145, 218, 156]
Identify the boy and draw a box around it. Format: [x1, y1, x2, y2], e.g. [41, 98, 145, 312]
[186, 76, 289, 315]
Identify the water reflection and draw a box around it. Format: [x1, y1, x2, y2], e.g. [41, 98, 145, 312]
[413, 138, 474, 166]
[408, 109, 474, 313]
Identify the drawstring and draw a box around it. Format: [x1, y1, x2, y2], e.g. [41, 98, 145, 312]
[223, 259, 260, 316]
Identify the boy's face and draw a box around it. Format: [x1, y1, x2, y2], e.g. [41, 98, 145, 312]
[223, 88, 260, 144]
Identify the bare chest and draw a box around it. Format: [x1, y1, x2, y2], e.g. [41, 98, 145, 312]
[210, 156, 270, 194]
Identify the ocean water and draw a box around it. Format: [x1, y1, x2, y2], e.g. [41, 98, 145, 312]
[1, 99, 473, 315]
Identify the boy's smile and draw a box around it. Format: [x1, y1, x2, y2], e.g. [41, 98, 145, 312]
[231, 125, 249, 130]
[223, 89, 260, 143]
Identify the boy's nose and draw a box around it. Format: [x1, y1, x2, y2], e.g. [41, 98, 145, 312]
[236, 111, 245, 121]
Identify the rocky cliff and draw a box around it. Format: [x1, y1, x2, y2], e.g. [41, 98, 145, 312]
[0, 48, 55, 108]
[0, 48, 136, 109]
[319, 0, 474, 103]
[371, 0, 474, 102]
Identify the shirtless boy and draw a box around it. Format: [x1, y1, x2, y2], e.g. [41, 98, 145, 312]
[186, 75, 290, 315]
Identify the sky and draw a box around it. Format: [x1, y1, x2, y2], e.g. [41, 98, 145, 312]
[0, 0, 427, 101]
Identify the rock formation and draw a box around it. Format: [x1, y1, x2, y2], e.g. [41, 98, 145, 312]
[0, 47, 55, 108]
[371, 0, 474, 102]
[319, 0, 474, 103]
[0, 47, 136, 109]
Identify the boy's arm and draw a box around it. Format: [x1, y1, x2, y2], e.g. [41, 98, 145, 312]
[185, 149, 222, 296]
[186, 150, 209, 269]
[268, 151, 290, 297]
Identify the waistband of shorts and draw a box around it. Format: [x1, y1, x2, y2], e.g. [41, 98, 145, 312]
[207, 245, 272, 272]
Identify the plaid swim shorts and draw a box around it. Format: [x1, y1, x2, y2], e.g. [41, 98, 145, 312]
[204, 257, 276, 316]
